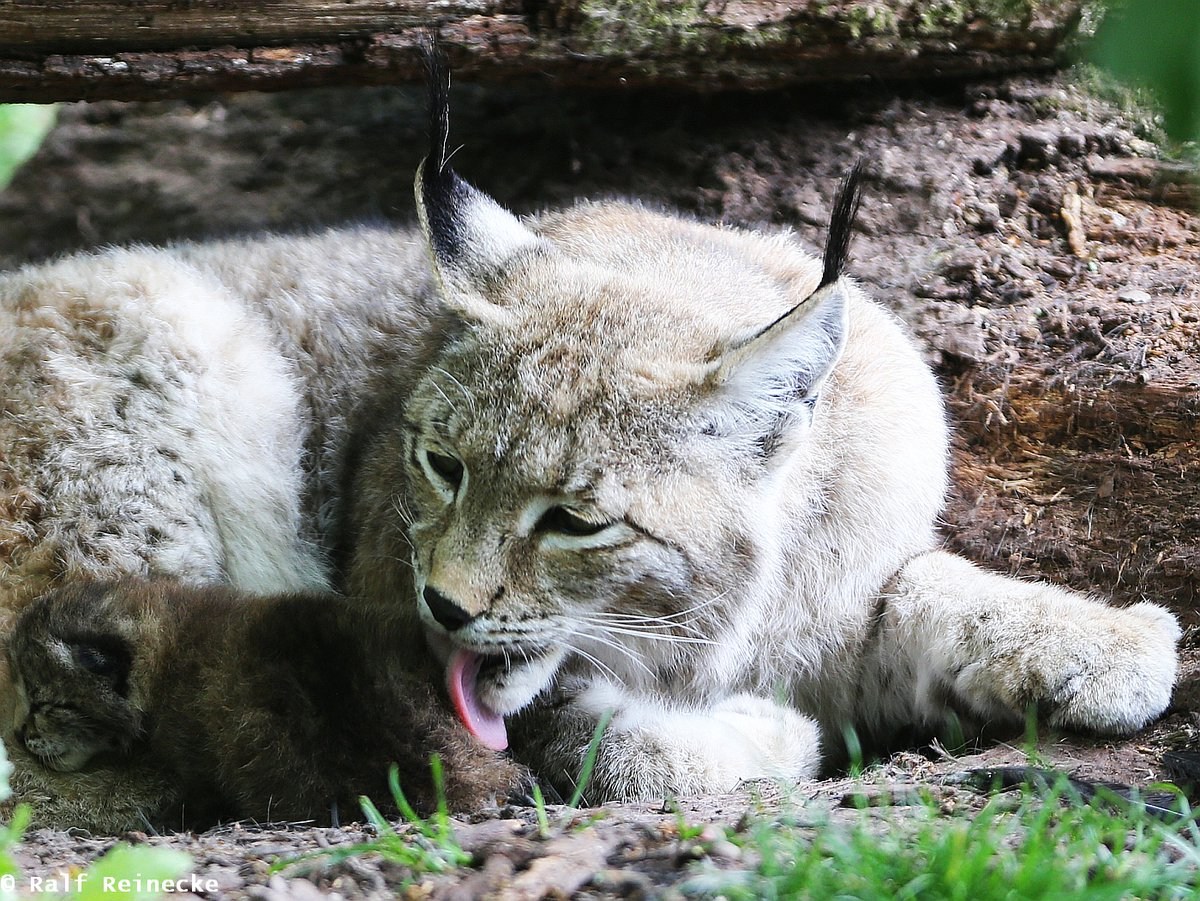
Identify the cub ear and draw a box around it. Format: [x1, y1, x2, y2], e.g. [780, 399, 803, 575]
[69, 636, 133, 697]
[415, 41, 544, 319]
[708, 163, 864, 458]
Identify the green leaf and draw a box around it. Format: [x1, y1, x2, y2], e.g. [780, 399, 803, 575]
[0, 105, 57, 190]
[1090, 0, 1200, 144]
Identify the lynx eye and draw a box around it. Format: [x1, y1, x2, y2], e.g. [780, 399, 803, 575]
[417, 446, 465, 499]
[536, 506, 613, 537]
[427, 451, 464, 484]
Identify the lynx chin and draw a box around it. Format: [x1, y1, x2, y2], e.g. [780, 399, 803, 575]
[0, 50, 1180, 827]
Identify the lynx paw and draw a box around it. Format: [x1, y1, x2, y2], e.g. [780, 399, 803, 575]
[1044, 601, 1180, 733]
[710, 693, 822, 782]
[577, 684, 821, 799]
[957, 600, 1180, 735]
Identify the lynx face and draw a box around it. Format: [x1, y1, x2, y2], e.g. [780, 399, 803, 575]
[406, 149, 849, 749]
[6, 586, 145, 772]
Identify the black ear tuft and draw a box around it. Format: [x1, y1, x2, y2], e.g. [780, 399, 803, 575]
[413, 37, 543, 303]
[820, 160, 865, 289]
[417, 35, 467, 261]
[420, 34, 452, 179]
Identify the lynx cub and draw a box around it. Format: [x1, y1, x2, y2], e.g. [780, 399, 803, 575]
[0, 52, 1180, 828]
[6, 580, 525, 825]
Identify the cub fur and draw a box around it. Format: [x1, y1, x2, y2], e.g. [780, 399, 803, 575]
[0, 53, 1181, 827]
[7, 580, 525, 826]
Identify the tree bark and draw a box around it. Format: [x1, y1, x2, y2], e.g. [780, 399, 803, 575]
[0, 1, 1091, 102]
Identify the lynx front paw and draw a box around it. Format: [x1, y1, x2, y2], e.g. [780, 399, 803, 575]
[576, 684, 821, 800]
[957, 600, 1180, 735]
[709, 693, 823, 783]
[1044, 601, 1180, 733]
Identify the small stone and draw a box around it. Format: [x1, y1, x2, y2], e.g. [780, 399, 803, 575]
[1017, 129, 1059, 168]
[939, 245, 986, 281]
[709, 840, 743, 861]
[963, 200, 1001, 232]
[1117, 288, 1151, 304]
[971, 143, 1008, 176]
[1057, 132, 1087, 158]
[972, 156, 994, 175]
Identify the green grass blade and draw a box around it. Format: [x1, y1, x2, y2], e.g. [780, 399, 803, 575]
[386, 764, 422, 826]
[568, 709, 613, 809]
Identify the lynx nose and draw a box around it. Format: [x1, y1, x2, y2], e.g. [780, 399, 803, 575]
[423, 586, 475, 631]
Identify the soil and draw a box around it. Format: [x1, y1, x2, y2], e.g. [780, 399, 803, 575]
[0, 67, 1197, 897]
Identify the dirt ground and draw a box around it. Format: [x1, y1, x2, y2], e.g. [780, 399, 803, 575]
[0, 66, 1197, 897]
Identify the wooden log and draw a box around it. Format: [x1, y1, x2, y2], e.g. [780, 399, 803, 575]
[0, 1, 1090, 101]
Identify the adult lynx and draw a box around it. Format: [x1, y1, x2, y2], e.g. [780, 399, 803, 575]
[0, 54, 1179, 827]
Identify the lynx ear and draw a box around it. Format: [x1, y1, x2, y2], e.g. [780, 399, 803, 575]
[710, 163, 863, 456]
[415, 43, 543, 317]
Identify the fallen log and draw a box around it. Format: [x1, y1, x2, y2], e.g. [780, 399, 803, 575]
[0, 0, 1090, 101]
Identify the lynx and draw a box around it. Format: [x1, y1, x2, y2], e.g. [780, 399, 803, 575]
[6, 580, 525, 825]
[0, 52, 1179, 828]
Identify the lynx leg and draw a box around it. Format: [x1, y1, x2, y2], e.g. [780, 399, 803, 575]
[512, 680, 820, 803]
[865, 550, 1179, 735]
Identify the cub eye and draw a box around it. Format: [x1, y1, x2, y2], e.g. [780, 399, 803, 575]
[536, 506, 612, 537]
[69, 640, 131, 696]
[75, 646, 118, 678]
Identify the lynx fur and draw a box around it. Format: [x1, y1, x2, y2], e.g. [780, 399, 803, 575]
[0, 59, 1180, 828]
[7, 580, 526, 825]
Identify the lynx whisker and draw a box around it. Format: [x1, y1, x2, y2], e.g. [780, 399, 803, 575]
[388, 498, 418, 555]
[427, 378, 460, 416]
[577, 618, 717, 646]
[568, 645, 621, 682]
[432, 367, 477, 416]
[599, 589, 728, 625]
[389, 495, 416, 525]
[390, 529, 416, 553]
[381, 553, 415, 572]
[564, 625, 655, 678]
[587, 610, 711, 640]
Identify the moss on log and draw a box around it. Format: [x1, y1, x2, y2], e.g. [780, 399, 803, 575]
[0, 1, 1093, 101]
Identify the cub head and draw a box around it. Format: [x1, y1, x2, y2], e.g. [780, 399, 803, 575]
[6, 582, 158, 771]
[365, 48, 862, 750]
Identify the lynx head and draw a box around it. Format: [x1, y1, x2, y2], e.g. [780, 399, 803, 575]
[400, 48, 861, 749]
[6, 583, 159, 771]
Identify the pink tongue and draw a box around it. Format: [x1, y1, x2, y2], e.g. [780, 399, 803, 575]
[447, 648, 508, 751]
